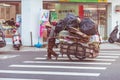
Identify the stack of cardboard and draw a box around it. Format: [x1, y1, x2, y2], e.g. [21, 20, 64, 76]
[59, 27, 100, 58]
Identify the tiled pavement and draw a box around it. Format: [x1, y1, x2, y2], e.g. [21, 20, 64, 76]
[0, 44, 47, 52]
[0, 42, 120, 52]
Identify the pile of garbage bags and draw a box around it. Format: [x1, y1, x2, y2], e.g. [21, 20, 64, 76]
[55, 13, 100, 57]
[55, 13, 99, 43]
[55, 13, 79, 33]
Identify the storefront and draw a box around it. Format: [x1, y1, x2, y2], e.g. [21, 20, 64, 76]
[1, 0, 119, 46]
[18, 0, 120, 46]
[43, 0, 108, 40]
[0, 1, 21, 44]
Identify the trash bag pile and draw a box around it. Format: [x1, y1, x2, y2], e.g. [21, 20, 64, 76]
[55, 13, 100, 57]
[79, 18, 98, 35]
[55, 13, 79, 33]
[55, 13, 99, 43]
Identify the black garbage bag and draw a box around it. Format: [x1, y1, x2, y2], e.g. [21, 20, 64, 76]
[55, 13, 80, 34]
[66, 19, 79, 28]
[64, 13, 79, 28]
[79, 18, 97, 35]
[64, 13, 77, 21]
[55, 19, 66, 34]
[108, 25, 118, 43]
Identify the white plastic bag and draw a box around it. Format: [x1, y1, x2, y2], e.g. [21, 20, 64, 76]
[90, 35, 100, 42]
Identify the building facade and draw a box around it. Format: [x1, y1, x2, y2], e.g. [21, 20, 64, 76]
[22, 0, 120, 46]
[43, 0, 120, 41]
[0, 0, 120, 46]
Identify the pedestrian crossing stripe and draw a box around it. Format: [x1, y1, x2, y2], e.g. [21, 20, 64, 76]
[44, 55, 119, 59]
[100, 51, 120, 53]
[9, 64, 107, 70]
[85, 58, 116, 61]
[23, 61, 111, 65]
[97, 56, 119, 58]
[0, 55, 19, 59]
[0, 78, 43, 80]
[0, 70, 100, 77]
[35, 57, 116, 61]
[100, 53, 120, 56]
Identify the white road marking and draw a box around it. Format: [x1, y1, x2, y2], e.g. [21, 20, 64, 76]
[45, 55, 119, 58]
[100, 53, 120, 56]
[23, 61, 111, 65]
[0, 78, 43, 80]
[0, 55, 19, 59]
[0, 70, 100, 77]
[85, 58, 116, 61]
[45, 54, 119, 58]
[35, 57, 116, 61]
[97, 56, 119, 58]
[9, 64, 106, 70]
[100, 51, 120, 52]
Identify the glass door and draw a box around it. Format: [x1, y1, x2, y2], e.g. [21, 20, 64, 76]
[98, 5, 107, 40]
[83, 4, 107, 40]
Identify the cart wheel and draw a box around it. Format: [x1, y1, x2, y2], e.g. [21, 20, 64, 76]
[67, 54, 73, 61]
[67, 43, 86, 60]
[75, 43, 86, 60]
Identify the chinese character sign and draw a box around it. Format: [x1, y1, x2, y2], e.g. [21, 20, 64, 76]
[59, 0, 107, 2]
[39, 10, 50, 38]
[40, 10, 49, 22]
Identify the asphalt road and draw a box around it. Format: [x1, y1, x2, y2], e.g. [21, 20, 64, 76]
[0, 44, 120, 80]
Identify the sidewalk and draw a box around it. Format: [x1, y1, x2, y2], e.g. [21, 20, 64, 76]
[100, 42, 120, 49]
[0, 42, 120, 52]
[0, 44, 47, 52]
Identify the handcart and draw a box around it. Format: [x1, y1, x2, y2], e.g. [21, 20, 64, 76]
[59, 37, 100, 60]
[50, 14, 100, 60]
[58, 28, 100, 60]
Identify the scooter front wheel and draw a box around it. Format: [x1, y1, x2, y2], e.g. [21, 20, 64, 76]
[108, 38, 114, 43]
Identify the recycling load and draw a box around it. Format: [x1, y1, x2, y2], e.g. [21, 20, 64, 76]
[55, 13, 99, 43]
[55, 13, 100, 58]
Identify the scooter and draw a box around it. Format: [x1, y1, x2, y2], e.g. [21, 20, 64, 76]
[0, 29, 6, 48]
[116, 32, 120, 42]
[108, 22, 119, 43]
[12, 34, 22, 50]
[12, 31, 22, 50]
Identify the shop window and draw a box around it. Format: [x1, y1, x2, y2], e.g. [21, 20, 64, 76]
[1, 8, 5, 19]
[6, 7, 10, 19]
[0, 3, 20, 38]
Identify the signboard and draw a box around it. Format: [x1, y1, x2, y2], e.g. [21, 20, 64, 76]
[39, 10, 50, 39]
[59, 0, 68, 1]
[16, 14, 21, 24]
[50, 11, 58, 22]
[115, 5, 120, 12]
[59, 0, 107, 2]
[98, 0, 107, 2]
[69, 0, 98, 2]
[40, 10, 49, 22]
